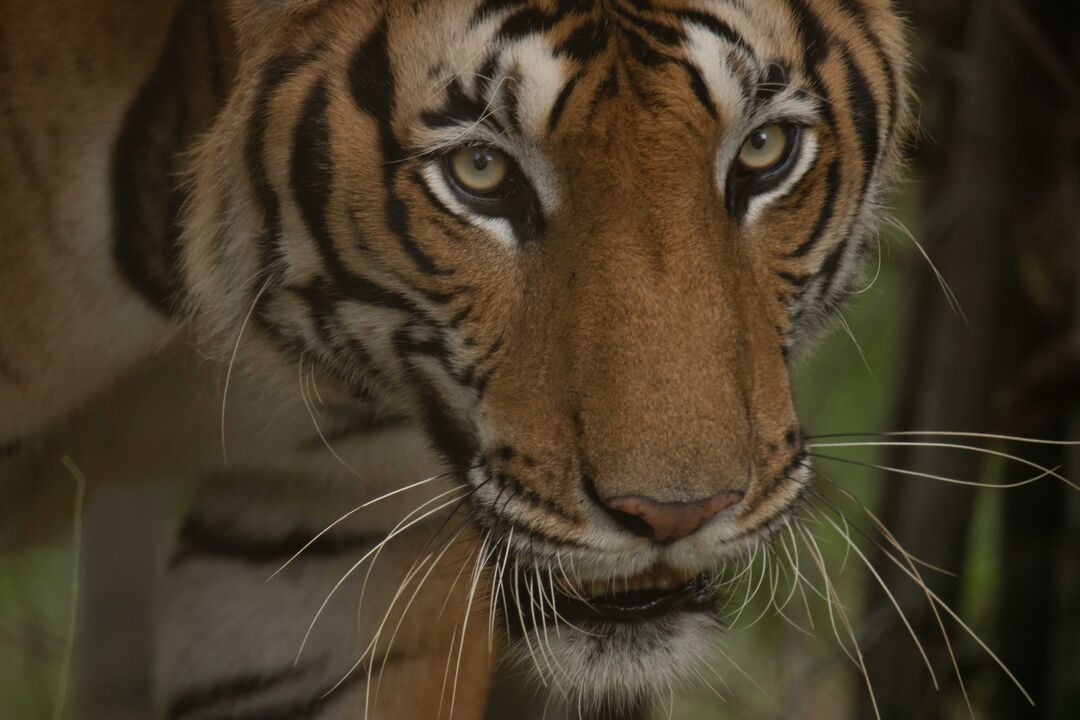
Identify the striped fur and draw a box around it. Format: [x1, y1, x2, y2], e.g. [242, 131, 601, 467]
[1, 0, 911, 715]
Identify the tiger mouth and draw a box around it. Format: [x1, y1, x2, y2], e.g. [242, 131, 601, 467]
[507, 564, 715, 627]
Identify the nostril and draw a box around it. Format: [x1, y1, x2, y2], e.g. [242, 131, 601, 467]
[604, 506, 656, 538]
[597, 491, 745, 544]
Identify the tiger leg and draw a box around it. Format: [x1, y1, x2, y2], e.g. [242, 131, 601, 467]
[158, 470, 494, 720]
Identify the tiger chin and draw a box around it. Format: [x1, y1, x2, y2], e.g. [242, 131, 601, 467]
[2, 0, 911, 715]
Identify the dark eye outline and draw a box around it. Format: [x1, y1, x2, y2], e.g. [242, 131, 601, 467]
[725, 122, 804, 222]
[438, 145, 545, 242]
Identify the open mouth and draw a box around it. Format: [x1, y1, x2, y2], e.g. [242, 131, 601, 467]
[507, 564, 715, 628]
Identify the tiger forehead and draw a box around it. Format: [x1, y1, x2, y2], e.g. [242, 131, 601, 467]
[398, 0, 799, 141]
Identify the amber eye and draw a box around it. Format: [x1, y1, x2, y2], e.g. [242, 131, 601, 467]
[448, 146, 511, 195]
[737, 123, 792, 173]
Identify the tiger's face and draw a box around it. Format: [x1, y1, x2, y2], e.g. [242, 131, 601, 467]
[184, 0, 909, 704]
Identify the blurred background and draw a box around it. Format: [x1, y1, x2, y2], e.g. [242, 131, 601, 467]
[2, 0, 1078, 718]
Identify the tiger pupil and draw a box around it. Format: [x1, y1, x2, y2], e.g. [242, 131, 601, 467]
[750, 131, 769, 150]
[473, 153, 490, 172]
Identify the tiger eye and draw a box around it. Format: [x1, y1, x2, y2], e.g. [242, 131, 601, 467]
[737, 123, 790, 173]
[449, 147, 511, 195]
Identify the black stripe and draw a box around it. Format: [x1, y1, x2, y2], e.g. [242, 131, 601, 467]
[168, 662, 369, 720]
[786, 0, 838, 130]
[287, 274, 419, 330]
[753, 62, 790, 108]
[285, 280, 387, 401]
[289, 82, 430, 319]
[431, 216, 475, 246]
[588, 63, 621, 119]
[348, 19, 394, 123]
[247, 53, 314, 279]
[556, 19, 610, 61]
[788, 158, 841, 258]
[787, 0, 831, 70]
[170, 514, 380, 567]
[489, 471, 581, 526]
[475, 53, 502, 100]
[838, 0, 900, 144]
[816, 237, 853, 300]
[669, 8, 755, 57]
[290, 82, 461, 320]
[548, 71, 583, 132]
[291, 78, 340, 275]
[420, 78, 501, 132]
[112, 0, 225, 314]
[414, 376, 478, 471]
[497, 8, 563, 42]
[840, 46, 881, 189]
[168, 666, 311, 719]
[613, 4, 685, 48]
[621, 26, 669, 67]
[680, 60, 717, 118]
[472, 0, 529, 26]
[778, 270, 812, 289]
[349, 20, 453, 277]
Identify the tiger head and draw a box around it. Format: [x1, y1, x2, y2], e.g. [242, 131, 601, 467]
[183, 0, 910, 705]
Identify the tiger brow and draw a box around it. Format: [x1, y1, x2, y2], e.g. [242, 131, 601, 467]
[750, 62, 791, 112]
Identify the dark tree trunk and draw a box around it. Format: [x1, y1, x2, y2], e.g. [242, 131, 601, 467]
[861, 1, 1080, 718]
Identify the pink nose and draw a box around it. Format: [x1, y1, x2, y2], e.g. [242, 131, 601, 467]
[601, 491, 745, 543]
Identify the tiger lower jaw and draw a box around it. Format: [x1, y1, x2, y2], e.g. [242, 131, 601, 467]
[502, 564, 726, 703]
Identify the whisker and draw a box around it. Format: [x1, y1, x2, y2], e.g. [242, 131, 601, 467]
[368, 524, 472, 713]
[687, 662, 728, 704]
[823, 500, 1030, 707]
[267, 471, 456, 582]
[511, 559, 548, 688]
[797, 526, 856, 666]
[836, 312, 875, 380]
[523, 571, 560, 688]
[488, 538, 512, 655]
[809, 429, 1080, 446]
[810, 451, 1062, 490]
[712, 643, 770, 700]
[809, 482, 974, 716]
[220, 277, 273, 465]
[449, 535, 491, 720]
[808, 439, 1079, 491]
[803, 504, 939, 688]
[296, 489, 471, 664]
[883, 215, 966, 322]
[298, 357, 365, 480]
[328, 544, 441, 710]
[798, 525, 881, 720]
[852, 229, 884, 295]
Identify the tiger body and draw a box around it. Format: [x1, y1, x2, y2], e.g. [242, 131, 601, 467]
[0, 0, 910, 717]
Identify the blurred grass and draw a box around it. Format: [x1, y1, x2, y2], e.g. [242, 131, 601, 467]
[0, 544, 73, 720]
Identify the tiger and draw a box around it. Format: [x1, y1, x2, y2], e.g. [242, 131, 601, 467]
[0, 0, 911, 717]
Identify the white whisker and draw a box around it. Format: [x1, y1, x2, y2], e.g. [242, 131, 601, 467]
[296, 489, 469, 664]
[220, 277, 273, 465]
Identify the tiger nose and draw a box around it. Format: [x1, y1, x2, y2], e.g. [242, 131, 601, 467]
[600, 491, 745, 543]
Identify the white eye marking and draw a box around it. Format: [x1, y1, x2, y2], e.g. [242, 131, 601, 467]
[682, 24, 749, 114]
[504, 36, 568, 140]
